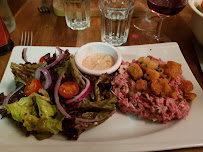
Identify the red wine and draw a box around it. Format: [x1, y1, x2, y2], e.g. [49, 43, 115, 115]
[147, 0, 187, 16]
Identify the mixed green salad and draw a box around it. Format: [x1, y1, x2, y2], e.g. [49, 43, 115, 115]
[196, 1, 203, 13]
[0, 47, 117, 140]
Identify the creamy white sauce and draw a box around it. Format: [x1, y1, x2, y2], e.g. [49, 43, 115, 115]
[82, 53, 115, 71]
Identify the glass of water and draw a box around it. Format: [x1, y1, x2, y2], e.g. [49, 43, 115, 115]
[99, 0, 135, 46]
[63, 0, 90, 30]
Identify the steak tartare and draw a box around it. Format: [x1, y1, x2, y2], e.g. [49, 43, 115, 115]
[112, 56, 196, 123]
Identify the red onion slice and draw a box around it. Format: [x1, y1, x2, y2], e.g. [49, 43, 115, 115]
[22, 48, 28, 63]
[3, 85, 24, 105]
[111, 90, 121, 100]
[56, 46, 63, 55]
[54, 71, 116, 122]
[34, 67, 52, 89]
[65, 75, 92, 104]
[54, 71, 72, 119]
[75, 110, 116, 123]
[45, 47, 65, 69]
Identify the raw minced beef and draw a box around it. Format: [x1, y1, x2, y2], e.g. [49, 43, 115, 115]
[112, 57, 196, 124]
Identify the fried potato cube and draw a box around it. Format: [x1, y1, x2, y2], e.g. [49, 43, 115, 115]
[138, 57, 150, 65]
[140, 60, 159, 72]
[159, 78, 173, 97]
[170, 91, 177, 98]
[159, 78, 169, 84]
[158, 64, 167, 77]
[151, 78, 174, 97]
[144, 69, 160, 82]
[183, 92, 197, 101]
[161, 84, 173, 97]
[179, 80, 194, 93]
[138, 57, 151, 71]
[135, 79, 148, 91]
[127, 63, 143, 80]
[164, 61, 182, 79]
[151, 80, 162, 96]
[156, 68, 164, 74]
[148, 60, 159, 70]
[159, 63, 167, 69]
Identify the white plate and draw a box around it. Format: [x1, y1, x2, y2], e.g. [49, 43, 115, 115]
[0, 42, 203, 152]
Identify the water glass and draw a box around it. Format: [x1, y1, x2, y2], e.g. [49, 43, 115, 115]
[99, 0, 135, 46]
[0, 0, 16, 33]
[63, 0, 90, 30]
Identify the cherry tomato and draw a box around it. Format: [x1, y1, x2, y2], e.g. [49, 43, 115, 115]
[24, 79, 42, 96]
[58, 81, 79, 99]
[39, 56, 46, 63]
[201, 1, 203, 9]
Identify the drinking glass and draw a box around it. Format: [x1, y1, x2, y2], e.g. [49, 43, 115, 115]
[133, 0, 157, 31]
[0, 0, 16, 33]
[99, 0, 135, 46]
[63, 0, 90, 30]
[147, 0, 188, 42]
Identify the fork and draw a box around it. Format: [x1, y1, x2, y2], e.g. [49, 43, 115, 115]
[20, 31, 33, 46]
[38, 0, 50, 13]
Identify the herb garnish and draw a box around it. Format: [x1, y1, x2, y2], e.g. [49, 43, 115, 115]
[128, 92, 133, 97]
[120, 85, 124, 89]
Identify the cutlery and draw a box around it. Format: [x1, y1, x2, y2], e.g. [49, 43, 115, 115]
[20, 31, 33, 46]
[38, 0, 50, 13]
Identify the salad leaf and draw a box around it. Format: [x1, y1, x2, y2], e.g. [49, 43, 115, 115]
[62, 73, 117, 140]
[54, 55, 85, 86]
[4, 89, 64, 136]
[82, 96, 117, 110]
[54, 60, 71, 76]
[197, 5, 203, 13]
[62, 111, 113, 140]
[65, 73, 117, 112]
[1, 49, 118, 140]
[11, 62, 45, 84]
[69, 55, 86, 88]
[94, 73, 111, 101]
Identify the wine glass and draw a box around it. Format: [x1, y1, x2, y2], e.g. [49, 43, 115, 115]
[147, 0, 188, 42]
[133, 0, 158, 32]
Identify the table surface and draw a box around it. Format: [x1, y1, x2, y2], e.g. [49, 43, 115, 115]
[0, 0, 203, 151]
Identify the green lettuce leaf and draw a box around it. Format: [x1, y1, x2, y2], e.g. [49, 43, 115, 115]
[82, 96, 117, 111]
[11, 62, 45, 84]
[54, 55, 85, 89]
[69, 55, 85, 88]
[54, 59, 71, 76]
[63, 73, 117, 140]
[197, 5, 203, 13]
[4, 89, 64, 135]
[94, 73, 110, 101]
